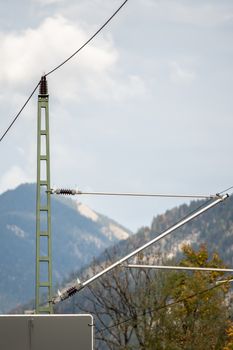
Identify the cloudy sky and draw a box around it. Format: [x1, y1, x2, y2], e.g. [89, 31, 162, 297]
[0, 0, 233, 231]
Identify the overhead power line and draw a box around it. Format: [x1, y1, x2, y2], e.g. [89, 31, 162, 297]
[45, 0, 129, 76]
[50, 188, 222, 200]
[0, 0, 129, 143]
[0, 82, 40, 143]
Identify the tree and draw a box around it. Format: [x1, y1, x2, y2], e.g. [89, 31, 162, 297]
[146, 244, 230, 349]
[223, 322, 233, 350]
[75, 245, 231, 349]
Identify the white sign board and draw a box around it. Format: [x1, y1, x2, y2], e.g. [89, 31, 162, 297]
[0, 314, 93, 350]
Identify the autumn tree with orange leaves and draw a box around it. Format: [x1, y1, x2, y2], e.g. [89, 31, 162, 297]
[74, 244, 232, 349]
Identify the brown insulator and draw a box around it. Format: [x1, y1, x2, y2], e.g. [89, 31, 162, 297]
[39, 76, 48, 95]
[60, 189, 75, 195]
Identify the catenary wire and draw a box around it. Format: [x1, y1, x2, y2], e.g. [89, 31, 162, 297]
[0, 82, 40, 143]
[95, 279, 231, 335]
[45, 0, 129, 76]
[218, 185, 233, 195]
[0, 0, 129, 142]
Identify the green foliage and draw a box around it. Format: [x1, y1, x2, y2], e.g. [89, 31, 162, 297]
[145, 244, 230, 349]
[74, 245, 231, 349]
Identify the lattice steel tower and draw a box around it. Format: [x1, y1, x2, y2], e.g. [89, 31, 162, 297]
[35, 76, 53, 314]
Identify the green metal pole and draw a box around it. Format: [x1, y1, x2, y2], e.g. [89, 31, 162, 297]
[35, 76, 53, 314]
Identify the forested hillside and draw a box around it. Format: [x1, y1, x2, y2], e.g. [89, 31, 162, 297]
[0, 184, 131, 313]
[52, 195, 233, 349]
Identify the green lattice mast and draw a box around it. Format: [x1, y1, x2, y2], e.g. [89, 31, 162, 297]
[35, 76, 53, 314]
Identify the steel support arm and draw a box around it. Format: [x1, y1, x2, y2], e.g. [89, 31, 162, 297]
[52, 194, 228, 304]
[125, 265, 233, 273]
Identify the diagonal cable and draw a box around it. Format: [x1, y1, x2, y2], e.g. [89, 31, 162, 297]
[0, 0, 129, 143]
[45, 0, 129, 76]
[0, 82, 40, 143]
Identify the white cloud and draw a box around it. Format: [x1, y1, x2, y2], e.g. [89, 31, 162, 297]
[143, 0, 233, 27]
[79, 74, 147, 102]
[169, 61, 196, 84]
[6, 225, 27, 239]
[0, 0, 232, 232]
[0, 166, 33, 193]
[0, 15, 146, 102]
[33, 0, 64, 5]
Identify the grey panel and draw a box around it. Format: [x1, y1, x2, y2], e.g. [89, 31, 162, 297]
[0, 314, 93, 350]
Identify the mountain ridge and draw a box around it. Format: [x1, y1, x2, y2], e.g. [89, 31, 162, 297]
[0, 183, 132, 313]
[53, 194, 233, 315]
[3, 186, 233, 314]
